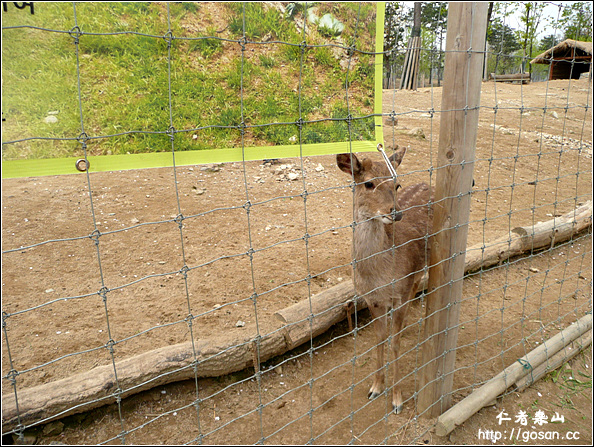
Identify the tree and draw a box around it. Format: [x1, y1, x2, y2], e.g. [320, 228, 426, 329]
[559, 2, 592, 41]
[486, 18, 522, 74]
[483, 2, 494, 80]
[383, 2, 408, 88]
[419, 2, 448, 85]
[384, 2, 450, 88]
[517, 2, 546, 73]
[384, 3, 408, 62]
[412, 1, 421, 38]
[538, 34, 559, 52]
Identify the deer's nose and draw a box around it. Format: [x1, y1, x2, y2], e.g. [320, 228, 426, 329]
[391, 208, 403, 221]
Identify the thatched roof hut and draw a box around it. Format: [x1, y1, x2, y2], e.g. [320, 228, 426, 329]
[530, 39, 592, 80]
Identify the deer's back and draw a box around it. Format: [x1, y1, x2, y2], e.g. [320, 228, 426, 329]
[386, 182, 433, 269]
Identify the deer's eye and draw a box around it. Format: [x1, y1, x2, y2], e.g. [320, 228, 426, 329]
[364, 181, 374, 190]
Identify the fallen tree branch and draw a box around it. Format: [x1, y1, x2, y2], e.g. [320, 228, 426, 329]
[2, 202, 591, 431]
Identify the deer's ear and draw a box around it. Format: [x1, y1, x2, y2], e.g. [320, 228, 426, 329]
[388, 145, 407, 169]
[337, 153, 362, 176]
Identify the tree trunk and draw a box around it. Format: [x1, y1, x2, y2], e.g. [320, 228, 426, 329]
[483, 2, 494, 80]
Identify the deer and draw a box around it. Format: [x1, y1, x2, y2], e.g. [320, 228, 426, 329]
[337, 145, 433, 414]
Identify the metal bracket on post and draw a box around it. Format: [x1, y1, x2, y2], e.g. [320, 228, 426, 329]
[377, 143, 397, 179]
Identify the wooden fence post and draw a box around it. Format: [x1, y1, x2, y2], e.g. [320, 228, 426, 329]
[417, 2, 488, 418]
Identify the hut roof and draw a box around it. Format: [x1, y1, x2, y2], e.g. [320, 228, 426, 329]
[530, 39, 592, 64]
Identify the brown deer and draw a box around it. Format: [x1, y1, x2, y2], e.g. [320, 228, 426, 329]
[337, 146, 432, 414]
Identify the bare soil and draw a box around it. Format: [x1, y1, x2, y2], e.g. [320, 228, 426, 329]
[2, 79, 592, 445]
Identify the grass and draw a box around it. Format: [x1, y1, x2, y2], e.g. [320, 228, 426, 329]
[2, 2, 377, 160]
[188, 28, 224, 59]
[549, 353, 592, 410]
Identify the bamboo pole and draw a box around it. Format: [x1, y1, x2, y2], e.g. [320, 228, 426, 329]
[401, 36, 421, 91]
[399, 37, 414, 90]
[417, 2, 489, 418]
[435, 313, 592, 437]
[410, 37, 421, 90]
[514, 330, 592, 392]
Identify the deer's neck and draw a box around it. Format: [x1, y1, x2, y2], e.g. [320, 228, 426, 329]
[353, 216, 390, 262]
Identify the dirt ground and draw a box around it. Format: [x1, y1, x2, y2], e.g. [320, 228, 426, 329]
[2, 79, 592, 445]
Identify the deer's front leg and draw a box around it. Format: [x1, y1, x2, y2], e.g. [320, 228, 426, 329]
[391, 285, 416, 414]
[390, 301, 409, 414]
[368, 305, 387, 400]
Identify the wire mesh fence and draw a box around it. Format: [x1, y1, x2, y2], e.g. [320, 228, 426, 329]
[2, 2, 592, 445]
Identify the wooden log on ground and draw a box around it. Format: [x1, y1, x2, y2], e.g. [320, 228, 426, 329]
[434, 313, 592, 437]
[490, 73, 531, 83]
[514, 330, 592, 392]
[276, 200, 592, 333]
[464, 201, 592, 274]
[274, 280, 360, 350]
[2, 332, 286, 431]
[2, 202, 591, 431]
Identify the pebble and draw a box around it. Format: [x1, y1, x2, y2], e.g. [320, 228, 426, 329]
[42, 421, 64, 437]
[407, 127, 425, 139]
[200, 164, 222, 172]
[13, 432, 37, 445]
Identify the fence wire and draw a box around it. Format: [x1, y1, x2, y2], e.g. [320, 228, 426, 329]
[2, 2, 592, 445]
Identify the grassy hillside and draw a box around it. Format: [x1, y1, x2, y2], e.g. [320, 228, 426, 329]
[2, 2, 377, 160]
